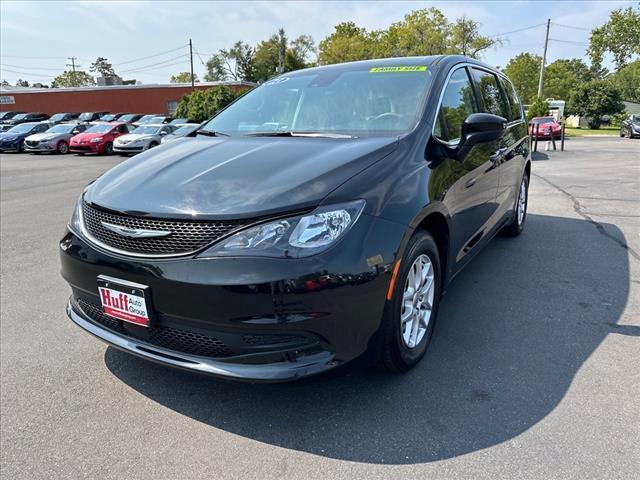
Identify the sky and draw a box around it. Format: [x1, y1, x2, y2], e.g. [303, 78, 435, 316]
[0, 0, 634, 86]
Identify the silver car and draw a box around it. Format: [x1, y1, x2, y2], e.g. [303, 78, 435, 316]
[24, 123, 88, 154]
[113, 124, 175, 155]
[160, 123, 200, 144]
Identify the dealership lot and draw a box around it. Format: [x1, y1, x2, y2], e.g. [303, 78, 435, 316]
[0, 137, 638, 479]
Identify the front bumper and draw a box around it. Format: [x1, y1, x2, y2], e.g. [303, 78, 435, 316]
[113, 144, 144, 153]
[70, 144, 101, 153]
[25, 143, 56, 152]
[0, 142, 21, 152]
[60, 213, 406, 381]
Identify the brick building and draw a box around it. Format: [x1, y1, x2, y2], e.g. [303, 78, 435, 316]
[0, 81, 255, 116]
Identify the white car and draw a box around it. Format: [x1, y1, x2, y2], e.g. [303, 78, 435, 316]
[113, 124, 175, 155]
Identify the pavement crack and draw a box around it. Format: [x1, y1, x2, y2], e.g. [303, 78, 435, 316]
[533, 172, 640, 262]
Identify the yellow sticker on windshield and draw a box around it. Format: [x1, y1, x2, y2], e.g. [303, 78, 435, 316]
[370, 66, 428, 73]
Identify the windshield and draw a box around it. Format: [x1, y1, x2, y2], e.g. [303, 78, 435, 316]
[169, 118, 188, 125]
[149, 116, 166, 123]
[79, 112, 95, 121]
[132, 125, 161, 135]
[13, 113, 28, 120]
[171, 125, 198, 136]
[0, 112, 8, 119]
[7, 123, 37, 133]
[84, 124, 114, 133]
[119, 114, 137, 122]
[99, 114, 116, 121]
[137, 115, 157, 123]
[49, 114, 66, 122]
[46, 124, 75, 134]
[532, 117, 554, 124]
[201, 66, 433, 136]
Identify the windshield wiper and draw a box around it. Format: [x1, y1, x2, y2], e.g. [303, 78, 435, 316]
[196, 130, 229, 137]
[245, 131, 355, 138]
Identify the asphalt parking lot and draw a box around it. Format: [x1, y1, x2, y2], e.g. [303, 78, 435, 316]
[1, 137, 638, 479]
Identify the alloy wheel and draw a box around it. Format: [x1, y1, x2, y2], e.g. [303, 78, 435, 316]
[517, 178, 527, 225]
[400, 254, 435, 348]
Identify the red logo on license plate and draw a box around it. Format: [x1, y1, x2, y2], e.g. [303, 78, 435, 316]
[98, 286, 149, 326]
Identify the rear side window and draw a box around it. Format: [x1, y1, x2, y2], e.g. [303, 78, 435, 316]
[498, 76, 523, 122]
[471, 68, 507, 118]
[434, 68, 478, 143]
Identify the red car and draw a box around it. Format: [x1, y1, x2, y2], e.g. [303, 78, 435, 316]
[69, 122, 131, 155]
[528, 116, 562, 139]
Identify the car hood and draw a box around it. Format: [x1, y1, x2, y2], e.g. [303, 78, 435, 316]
[85, 135, 398, 219]
[117, 133, 155, 142]
[72, 132, 107, 142]
[0, 132, 22, 141]
[27, 133, 63, 142]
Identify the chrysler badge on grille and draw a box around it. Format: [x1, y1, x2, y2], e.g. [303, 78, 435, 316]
[100, 222, 172, 238]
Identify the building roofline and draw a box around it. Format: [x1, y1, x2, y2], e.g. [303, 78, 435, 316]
[0, 80, 256, 95]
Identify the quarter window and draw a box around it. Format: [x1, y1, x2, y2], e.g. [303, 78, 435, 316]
[471, 68, 507, 118]
[498, 76, 523, 122]
[434, 68, 478, 143]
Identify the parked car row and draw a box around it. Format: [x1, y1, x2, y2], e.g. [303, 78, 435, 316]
[0, 117, 201, 155]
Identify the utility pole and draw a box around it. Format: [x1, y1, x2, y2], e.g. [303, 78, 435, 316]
[66, 56, 79, 87]
[189, 39, 195, 91]
[537, 18, 551, 98]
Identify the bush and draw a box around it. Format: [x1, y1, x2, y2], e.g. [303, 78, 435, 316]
[566, 80, 624, 129]
[174, 85, 250, 123]
[527, 97, 549, 121]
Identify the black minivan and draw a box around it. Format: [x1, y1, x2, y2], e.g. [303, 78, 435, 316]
[61, 56, 530, 381]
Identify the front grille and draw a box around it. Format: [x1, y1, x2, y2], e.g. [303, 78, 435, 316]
[25, 140, 39, 147]
[77, 298, 234, 358]
[72, 145, 91, 151]
[82, 202, 249, 256]
[242, 333, 307, 346]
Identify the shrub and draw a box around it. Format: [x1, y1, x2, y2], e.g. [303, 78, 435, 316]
[527, 97, 549, 121]
[174, 85, 250, 123]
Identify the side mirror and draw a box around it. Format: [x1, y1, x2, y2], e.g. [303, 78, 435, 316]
[457, 113, 506, 160]
[160, 131, 168, 136]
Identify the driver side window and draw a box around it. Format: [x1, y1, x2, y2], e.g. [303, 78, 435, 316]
[434, 68, 479, 144]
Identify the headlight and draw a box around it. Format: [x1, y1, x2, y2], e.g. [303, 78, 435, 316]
[198, 200, 365, 258]
[90, 137, 103, 143]
[68, 194, 84, 235]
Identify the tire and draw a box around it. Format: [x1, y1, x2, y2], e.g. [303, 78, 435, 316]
[148, 141, 158, 149]
[103, 142, 113, 155]
[501, 173, 529, 237]
[380, 231, 441, 373]
[620, 129, 625, 137]
[18, 141, 24, 153]
[57, 141, 69, 154]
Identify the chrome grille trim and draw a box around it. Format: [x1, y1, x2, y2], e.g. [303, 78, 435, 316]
[80, 202, 251, 258]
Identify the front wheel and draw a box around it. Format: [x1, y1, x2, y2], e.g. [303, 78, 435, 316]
[57, 141, 69, 154]
[501, 173, 529, 237]
[103, 142, 113, 155]
[380, 231, 441, 373]
[147, 141, 158, 149]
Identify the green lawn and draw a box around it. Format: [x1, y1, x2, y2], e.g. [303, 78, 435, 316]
[564, 126, 619, 137]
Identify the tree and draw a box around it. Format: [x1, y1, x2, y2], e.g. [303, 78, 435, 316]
[204, 41, 256, 82]
[89, 57, 115, 77]
[567, 80, 625, 128]
[51, 70, 95, 88]
[544, 59, 592, 101]
[318, 8, 496, 65]
[252, 28, 314, 81]
[503, 53, 541, 104]
[1, 79, 9, 87]
[608, 60, 640, 103]
[449, 15, 498, 58]
[15, 79, 29, 87]
[318, 22, 376, 64]
[588, 6, 640, 70]
[527, 97, 549, 121]
[171, 71, 198, 83]
[174, 85, 248, 122]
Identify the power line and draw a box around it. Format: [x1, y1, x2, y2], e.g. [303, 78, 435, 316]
[0, 54, 69, 60]
[0, 67, 55, 78]
[119, 55, 188, 74]
[489, 23, 547, 38]
[551, 22, 591, 32]
[0, 63, 63, 71]
[549, 38, 589, 46]
[113, 45, 189, 66]
[121, 59, 188, 75]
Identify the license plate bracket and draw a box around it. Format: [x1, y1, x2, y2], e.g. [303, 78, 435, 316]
[97, 275, 153, 327]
